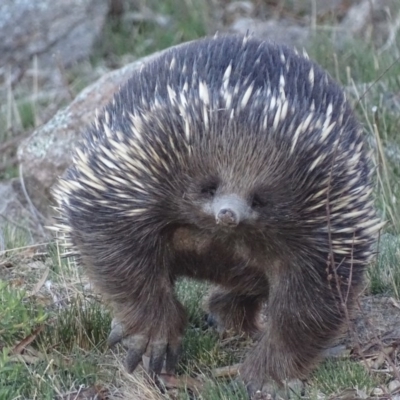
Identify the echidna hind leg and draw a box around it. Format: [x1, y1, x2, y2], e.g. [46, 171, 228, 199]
[239, 266, 346, 398]
[206, 287, 267, 337]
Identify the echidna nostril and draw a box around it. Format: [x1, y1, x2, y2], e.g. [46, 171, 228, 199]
[216, 208, 238, 226]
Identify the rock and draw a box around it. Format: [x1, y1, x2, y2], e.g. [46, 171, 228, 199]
[339, 0, 400, 49]
[224, 1, 255, 25]
[123, 8, 172, 28]
[17, 49, 169, 220]
[372, 387, 384, 396]
[389, 380, 400, 393]
[0, 0, 109, 84]
[229, 18, 310, 49]
[226, 1, 255, 16]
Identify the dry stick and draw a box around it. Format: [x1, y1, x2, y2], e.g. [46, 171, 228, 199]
[344, 232, 355, 306]
[0, 242, 49, 254]
[356, 54, 400, 105]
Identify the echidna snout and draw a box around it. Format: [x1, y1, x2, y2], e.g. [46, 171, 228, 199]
[212, 194, 251, 227]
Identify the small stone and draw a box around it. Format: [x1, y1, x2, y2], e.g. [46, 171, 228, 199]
[389, 380, 400, 392]
[372, 387, 384, 396]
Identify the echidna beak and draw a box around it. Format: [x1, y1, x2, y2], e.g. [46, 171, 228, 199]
[216, 208, 239, 226]
[213, 194, 248, 227]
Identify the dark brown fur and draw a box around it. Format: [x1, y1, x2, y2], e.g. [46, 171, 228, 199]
[53, 34, 381, 396]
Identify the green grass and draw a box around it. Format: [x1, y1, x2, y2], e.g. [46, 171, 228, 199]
[39, 295, 111, 354]
[0, 281, 47, 399]
[175, 278, 208, 326]
[311, 358, 383, 396]
[0, 223, 32, 254]
[309, 33, 400, 86]
[0, 282, 112, 399]
[0, 90, 39, 180]
[0, 349, 103, 400]
[91, 0, 210, 64]
[18, 101, 36, 130]
[369, 234, 400, 297]
[183, 380, 248, 400]
[0, 281, 47, 348]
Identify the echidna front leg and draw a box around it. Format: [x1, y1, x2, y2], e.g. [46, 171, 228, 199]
[67, 212, 187, 376]
[106, 288, 187, 376]
[239, 265, 347, 398]
[108, 292, 185, 375]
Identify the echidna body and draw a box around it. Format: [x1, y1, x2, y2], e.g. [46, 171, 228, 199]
[53, 34, 382, 394]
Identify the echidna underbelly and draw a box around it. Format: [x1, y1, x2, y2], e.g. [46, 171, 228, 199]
[171, 226, 272, 294]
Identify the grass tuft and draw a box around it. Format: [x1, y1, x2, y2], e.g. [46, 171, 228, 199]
[311, 358, 382, 396]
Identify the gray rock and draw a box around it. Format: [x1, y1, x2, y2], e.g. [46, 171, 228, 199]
[0, 0, 109, 83]
[229, 18, 310, 49]
[339, 0, 400, 49]
[17, 50, 169, 219]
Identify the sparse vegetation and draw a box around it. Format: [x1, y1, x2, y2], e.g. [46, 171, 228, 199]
[311, 358, 383, 396]
[1, 0, 400, 399]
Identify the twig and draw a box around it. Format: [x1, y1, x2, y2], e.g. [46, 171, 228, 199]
[210, 363, 241, 379]
[356, 54, 400, 104]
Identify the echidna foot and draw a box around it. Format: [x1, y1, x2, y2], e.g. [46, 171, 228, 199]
[108, 318, 182, 376]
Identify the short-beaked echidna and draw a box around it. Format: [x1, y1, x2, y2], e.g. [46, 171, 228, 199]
[53, 34, 383, 395]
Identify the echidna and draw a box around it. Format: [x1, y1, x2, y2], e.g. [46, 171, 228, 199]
[52, 34, 382, 396]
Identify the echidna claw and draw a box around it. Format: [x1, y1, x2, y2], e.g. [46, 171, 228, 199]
[107, 318, 182, 376]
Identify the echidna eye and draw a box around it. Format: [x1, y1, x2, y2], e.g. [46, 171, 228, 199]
[201, 184, 217, 197]
[252, 194, 266, 208]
